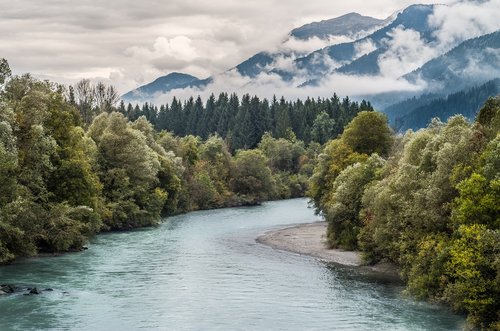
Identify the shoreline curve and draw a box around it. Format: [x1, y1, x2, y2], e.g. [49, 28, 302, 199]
[256, 222, 400, 281]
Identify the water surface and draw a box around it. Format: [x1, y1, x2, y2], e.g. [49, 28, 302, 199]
[0, 199, 465, 330]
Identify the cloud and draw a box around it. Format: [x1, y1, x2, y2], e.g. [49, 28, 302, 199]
[429, 0, 500, 49]
[354, 39, 377, 59]
[1, 0, 458, 94]
[378, 27, 438, 78]
[280, 35, 354, 55]
[144, 58, 426, 107]
[126, 36, 197, 72]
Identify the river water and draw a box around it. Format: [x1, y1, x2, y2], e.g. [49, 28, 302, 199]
[0, 199, 465, 330]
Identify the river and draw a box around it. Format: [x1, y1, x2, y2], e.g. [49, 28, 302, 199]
[0, 198, 465, 330]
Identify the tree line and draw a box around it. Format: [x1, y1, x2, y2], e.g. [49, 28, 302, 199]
[113, 93, 373, 150]
[309, 98, 500, 329]
[393, 79, 500, 131]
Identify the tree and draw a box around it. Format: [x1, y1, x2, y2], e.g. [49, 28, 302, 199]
[0, 74, 106, 260]
[444, 224, 499, 329]
[0, 58, 11, 86]
[308, 139, 367, 213]
[258, 132, 305, 173]
[311, 111, 336, 145]
[342, 111, 393, 157]
[230, 149, 274, 204]
[89, 112, 166, 230]
[324, 155, 386, 249]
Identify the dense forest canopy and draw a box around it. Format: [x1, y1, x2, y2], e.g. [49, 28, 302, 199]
[114, 93, 374, 151]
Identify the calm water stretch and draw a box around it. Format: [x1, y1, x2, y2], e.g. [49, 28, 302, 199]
[0, 199, 465, 330]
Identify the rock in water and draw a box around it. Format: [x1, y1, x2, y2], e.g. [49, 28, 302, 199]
[29, 287, 42, 295]
[0, 284, 17, 294]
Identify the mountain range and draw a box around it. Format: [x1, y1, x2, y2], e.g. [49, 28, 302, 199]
[122, 3, 500, 131]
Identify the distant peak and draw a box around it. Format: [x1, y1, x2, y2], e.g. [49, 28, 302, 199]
[290, 12, 383, 40]
[338, 12, 363, 18]
[151, 72, 200, 84]
[162, 72, 198, 79]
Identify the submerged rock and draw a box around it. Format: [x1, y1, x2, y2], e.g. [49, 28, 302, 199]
[0, 284, 17, 294]
[29, 287, 42, 295]
[0, 284, 57, 296]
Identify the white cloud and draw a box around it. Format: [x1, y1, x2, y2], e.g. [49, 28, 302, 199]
[354, 39, 377, 58]
[280, 35, 354, 55]
[429, 0, 500, 50]
[1, 0, 458, 94]
[378, 27, 438, 77]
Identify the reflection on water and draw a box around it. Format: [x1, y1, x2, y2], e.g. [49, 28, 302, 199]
[0, 199, 465, 331]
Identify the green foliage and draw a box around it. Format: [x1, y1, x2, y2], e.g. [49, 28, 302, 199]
[359, 116, 480, 267]
[258, 132, 305, 173]
[452, 173, 499, 228]
[310, 100, 499, 328]
[406, 234, 450, 299]
[88, 112, 166, 230]
[119, 93, 373, 149]
[0, 74, 105, 261]
[230, 149, 274, 204]
[311, 111, 336, 145]
[0, 58, 11, 86]
[476, 96, 500, 137]
[308, 139, 367, 213]
[444, 224, 499, 328]
[342, 111, 393, 157]
[324, 155, 385, 249]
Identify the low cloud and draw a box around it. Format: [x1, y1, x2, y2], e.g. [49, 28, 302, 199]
[429, 0, 500, 50]
[378, 27, 438, 78]
[354, 39, 377, 59]
[280, 35, 354, 55]
[120, 0, 500, 109]
[145, 62, 426, 107]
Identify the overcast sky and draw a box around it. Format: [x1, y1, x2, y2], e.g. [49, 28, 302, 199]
[0, 0, 465, 94]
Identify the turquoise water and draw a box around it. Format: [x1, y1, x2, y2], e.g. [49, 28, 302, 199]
[0, 199, 465, 330]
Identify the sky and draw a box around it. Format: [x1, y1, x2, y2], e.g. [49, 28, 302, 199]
[0, 0, 465, 95]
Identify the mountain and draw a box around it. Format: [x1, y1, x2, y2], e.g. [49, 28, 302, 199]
[234, 11, 386, 78]
[392, 79, 500, 131]
[296, 4, 438, 78]
[377, 31, 500, 129]
[404, 30, 500, 94]
[124, 11, 387, 100]
[122, 73, 210, 103]
[235, 52, 275, 78]
[383, 92, 442, 124]
[289, 12, 383, 40]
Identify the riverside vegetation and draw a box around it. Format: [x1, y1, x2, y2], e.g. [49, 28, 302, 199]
[309, 96, 500, 329]
[1, 58, 498, 329]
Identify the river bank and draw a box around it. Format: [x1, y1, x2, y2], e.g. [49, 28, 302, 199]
[256, 222, 400, 280]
